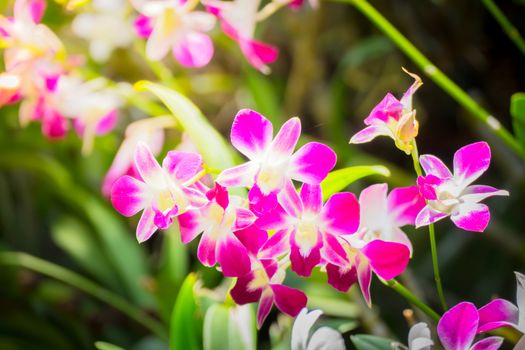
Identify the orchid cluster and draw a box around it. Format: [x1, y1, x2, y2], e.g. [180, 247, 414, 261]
[107, 65, 511, 340]
[0, 0, 122, 153]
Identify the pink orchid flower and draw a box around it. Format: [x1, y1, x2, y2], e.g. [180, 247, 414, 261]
[131, 0, 216, 67]
[111, 142, 207, 242]
[255, 181, 360, 277]
[289, 0, 319, 10]
[416, 141, 509, 232]
[436, 301, 511, 350]
[102, 116, 176, 197]
[0, 73, 21, 107]
[229, 229, 307, 329]
[177, 184, 257, 277]
[324, 184, 417, 305]
[217, 109, 336, 198]
[205, 0, 278, 74]
[349, 70, 422, 154]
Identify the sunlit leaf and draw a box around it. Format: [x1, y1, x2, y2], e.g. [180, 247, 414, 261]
[135, 81, 238, 170]
[95, 341, 125, 350]
[170, 273, 201, 350]
[203, 304, 256, 350]
[321, 165, 390, 200]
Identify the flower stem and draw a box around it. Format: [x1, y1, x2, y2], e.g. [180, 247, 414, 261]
[331, 0, 525, 162]
[256, 0, 294, 22]
[411, 141, 448, 311]
[0, 252, 168, 341]
[481, 0, 525, 57]
[383, 279, 440, 322]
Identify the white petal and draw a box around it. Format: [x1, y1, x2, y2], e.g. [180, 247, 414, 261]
[291, 308, 322, 350]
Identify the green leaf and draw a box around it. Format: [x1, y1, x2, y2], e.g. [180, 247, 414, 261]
[135, 81, 237, 170]
[95, 341, 125, 350]
[170, 273, 201, 350]
[350, 335, 400, 350]
[511, 92, 525, 148]
[203, 304, 256, 350]
[52, 216, 120, 291]
[321, 165, 391, 200]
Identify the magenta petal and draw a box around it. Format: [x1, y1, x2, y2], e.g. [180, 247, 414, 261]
[453, 141, 491, 187]
[450, 203, 490, 232]
[42, 111, 68, 139]
[234, 226, 268, 256]
[290, 234, 322, 277]
[136, 207, 158, 243]
[289, 142, 337, 185]
[357, 256, 372, 307]
[173, 31, 214, 68]
[134, 142, 164, 185]
[95, 110, 118, 135]
[461, 185, 509, 204]
[230, 109, 273, 159]
[364, 93, 403, 124]
[163, 150, 203, 183]
[258, 229, 290, 259]
[321, 192, 360, 235]
[239, 38, 279, 74]
[437, 302, 479, 350]
[271, 284, 307, 317]
[477, 298, 519, 333]
[270, 117, 301, 158]
[254, 203, 288, 231]
[277, 180, 303, 218]
[216, 161, 258, 188]
[327, 263, 357, 292]
[111, 175, 147, 216]
[420, 154, 452, 178]
[257, 290, 274, 329]
[248, 185, 278, 217]
[415, 205, 449, 228]
[361, 240, 410, 280]
[388, 185, 426, 226]
[197, 233, 218, 267]
[470, 337, 504, 350]
[299, 184, 323, 215]
[178, 209, 203, 244]
[322, 233, 348, 266]
[230, 272, 262, 305]
[349, 125, 391, 144]
[134, 14, 153, 38]
[218, 235, 251, 277]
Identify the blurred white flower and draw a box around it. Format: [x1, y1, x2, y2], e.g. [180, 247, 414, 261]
[72, 0, 134, 62]
[408, 322, 433, 350]
[291, 308, 345, 350]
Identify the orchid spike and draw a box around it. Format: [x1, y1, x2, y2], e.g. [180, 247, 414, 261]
[177, 184, 257, 277]
[291, 309, 345, 350]
[131, 0, 216, 67]
[205, 0, 278, 74]
[111, 142, 207, 242]
[217, 109, 336, 198]
[349, 69, 422, 154]
[230, 257, 307, 329]
[102, 116, 176, 197]
[256, 181, 359, 277]
[416, 141, 509, 232]
[325, 184, 416, 305]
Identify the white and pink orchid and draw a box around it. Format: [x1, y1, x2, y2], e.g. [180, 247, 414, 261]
[416, 141, 509, 232]
[178, 184, 256, 277]
[217, 109, 336, 198]
[350, 70, 422, 154]
[111, 142, 207, 242]
[132, 0, 216, 67]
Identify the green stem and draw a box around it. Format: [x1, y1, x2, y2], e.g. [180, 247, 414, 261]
[0, 252, 168, 341]
[383, 279, 440, 322]
[332, 0, 525, 162]
[481, 0, 525, 57]
[411, 141, 448, 311]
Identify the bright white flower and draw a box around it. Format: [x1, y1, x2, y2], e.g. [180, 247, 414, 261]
[408, 323, 433, 350]
[291, 308, 345, 350]
[72, 0, 135, 62]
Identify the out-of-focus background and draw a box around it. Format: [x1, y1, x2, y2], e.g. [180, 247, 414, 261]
[0, 0, 524, 349]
